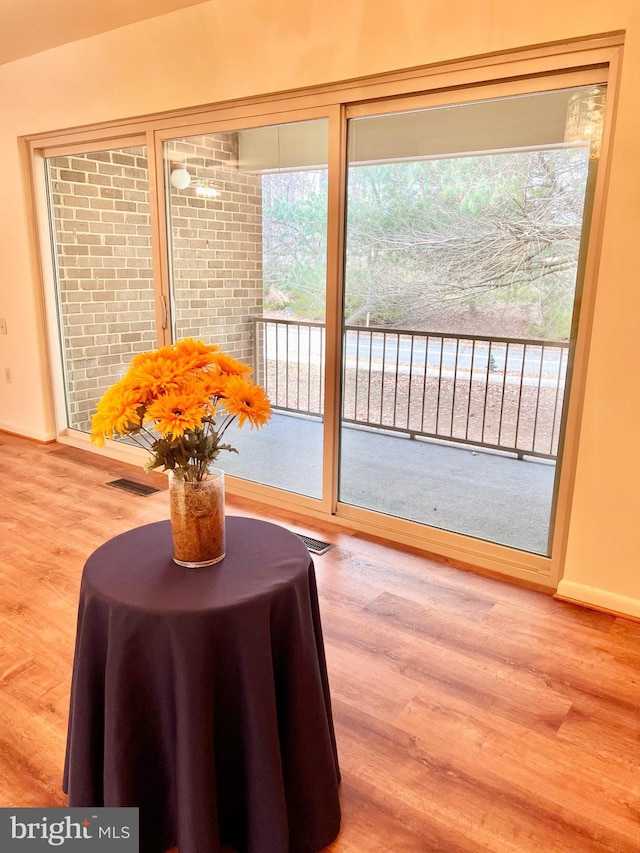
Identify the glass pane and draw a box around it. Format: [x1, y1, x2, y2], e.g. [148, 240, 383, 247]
[340, 87, 604, 555]
[47, 145, 155, 433]
[164, 119, 328, 498]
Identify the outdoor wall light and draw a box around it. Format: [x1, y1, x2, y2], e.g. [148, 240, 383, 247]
[170, 166, 191, 190]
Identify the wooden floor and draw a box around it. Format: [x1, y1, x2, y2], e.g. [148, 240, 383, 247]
[1, 432, 640, 852]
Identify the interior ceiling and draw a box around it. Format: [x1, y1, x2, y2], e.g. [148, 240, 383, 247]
[0, 0, 211, 66]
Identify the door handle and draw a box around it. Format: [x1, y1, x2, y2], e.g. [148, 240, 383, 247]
[160, 293, 168, 330]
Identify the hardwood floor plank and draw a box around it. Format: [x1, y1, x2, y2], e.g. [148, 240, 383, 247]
[555, 703, 640, 775]
[324, 644, 420, 723]
[334, 700, 636, 853]
[361, 592, 640, 713]
[2, 432, 640, 852]
[480, 602, 640, 708]
[329, 773, 482, 853]
[323, 596, 574, 735]
[392, 690, 640, 845]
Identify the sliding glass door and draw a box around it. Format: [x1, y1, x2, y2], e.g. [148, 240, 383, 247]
[339, 87, 604, 554]
[39, 66, 609, 568]
[162, 118, 329, 498]
[45, 143, 156, 433]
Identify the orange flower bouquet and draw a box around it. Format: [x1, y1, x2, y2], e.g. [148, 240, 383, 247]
[91, 338, 272, 483]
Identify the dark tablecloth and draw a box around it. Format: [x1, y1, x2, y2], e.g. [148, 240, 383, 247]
[63, 517, 341, 853]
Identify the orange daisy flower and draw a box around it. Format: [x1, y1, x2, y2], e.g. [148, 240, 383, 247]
[145, 392, 207, 438]
[91, 339, 270, 478]
[91, 382, 144, 445]
[221, 375, 272, 429]
[211, 352, 253, 376]
[174, 337, 220, 370]
[179, 369, 228, 407]
[130, 356, 186, 400]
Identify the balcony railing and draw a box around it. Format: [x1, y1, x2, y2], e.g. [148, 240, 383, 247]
[253, 317, 570, 460]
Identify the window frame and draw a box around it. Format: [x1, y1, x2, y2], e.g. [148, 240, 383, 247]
[24, 34, 622, 587]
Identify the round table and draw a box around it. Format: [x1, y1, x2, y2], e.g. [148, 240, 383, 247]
[63, 517, 341, 853]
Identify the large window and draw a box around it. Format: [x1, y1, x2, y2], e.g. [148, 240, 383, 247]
[46, 144, 155, 433]
[162, 119, 329, 498]
[34, 44, 613, 582]
[338, 88, 601, 555]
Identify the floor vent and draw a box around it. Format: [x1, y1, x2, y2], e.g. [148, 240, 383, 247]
[106, 478, 162, 497]
[295, 534, 335, 555]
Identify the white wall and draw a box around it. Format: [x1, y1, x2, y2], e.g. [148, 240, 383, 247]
[1, 0, 639, 612]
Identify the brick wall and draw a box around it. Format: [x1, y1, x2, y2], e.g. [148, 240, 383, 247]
[48, 146, 155, 433]
[49, 134, 264, 435]
[166, 132, 263, 363]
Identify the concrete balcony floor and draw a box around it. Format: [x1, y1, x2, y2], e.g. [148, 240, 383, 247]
[221, 412, 556, 556]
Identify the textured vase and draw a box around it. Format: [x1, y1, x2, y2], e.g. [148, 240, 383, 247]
[169, 467, 226, 567]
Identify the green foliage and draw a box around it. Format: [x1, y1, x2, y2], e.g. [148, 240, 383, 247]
[263, 171, 328, 320]
[143, 421, 238, 482]
[262, 147, 590, 339]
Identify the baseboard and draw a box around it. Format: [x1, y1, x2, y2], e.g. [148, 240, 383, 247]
[0, 424, 56, 443]
[555, 579, 640, 621]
